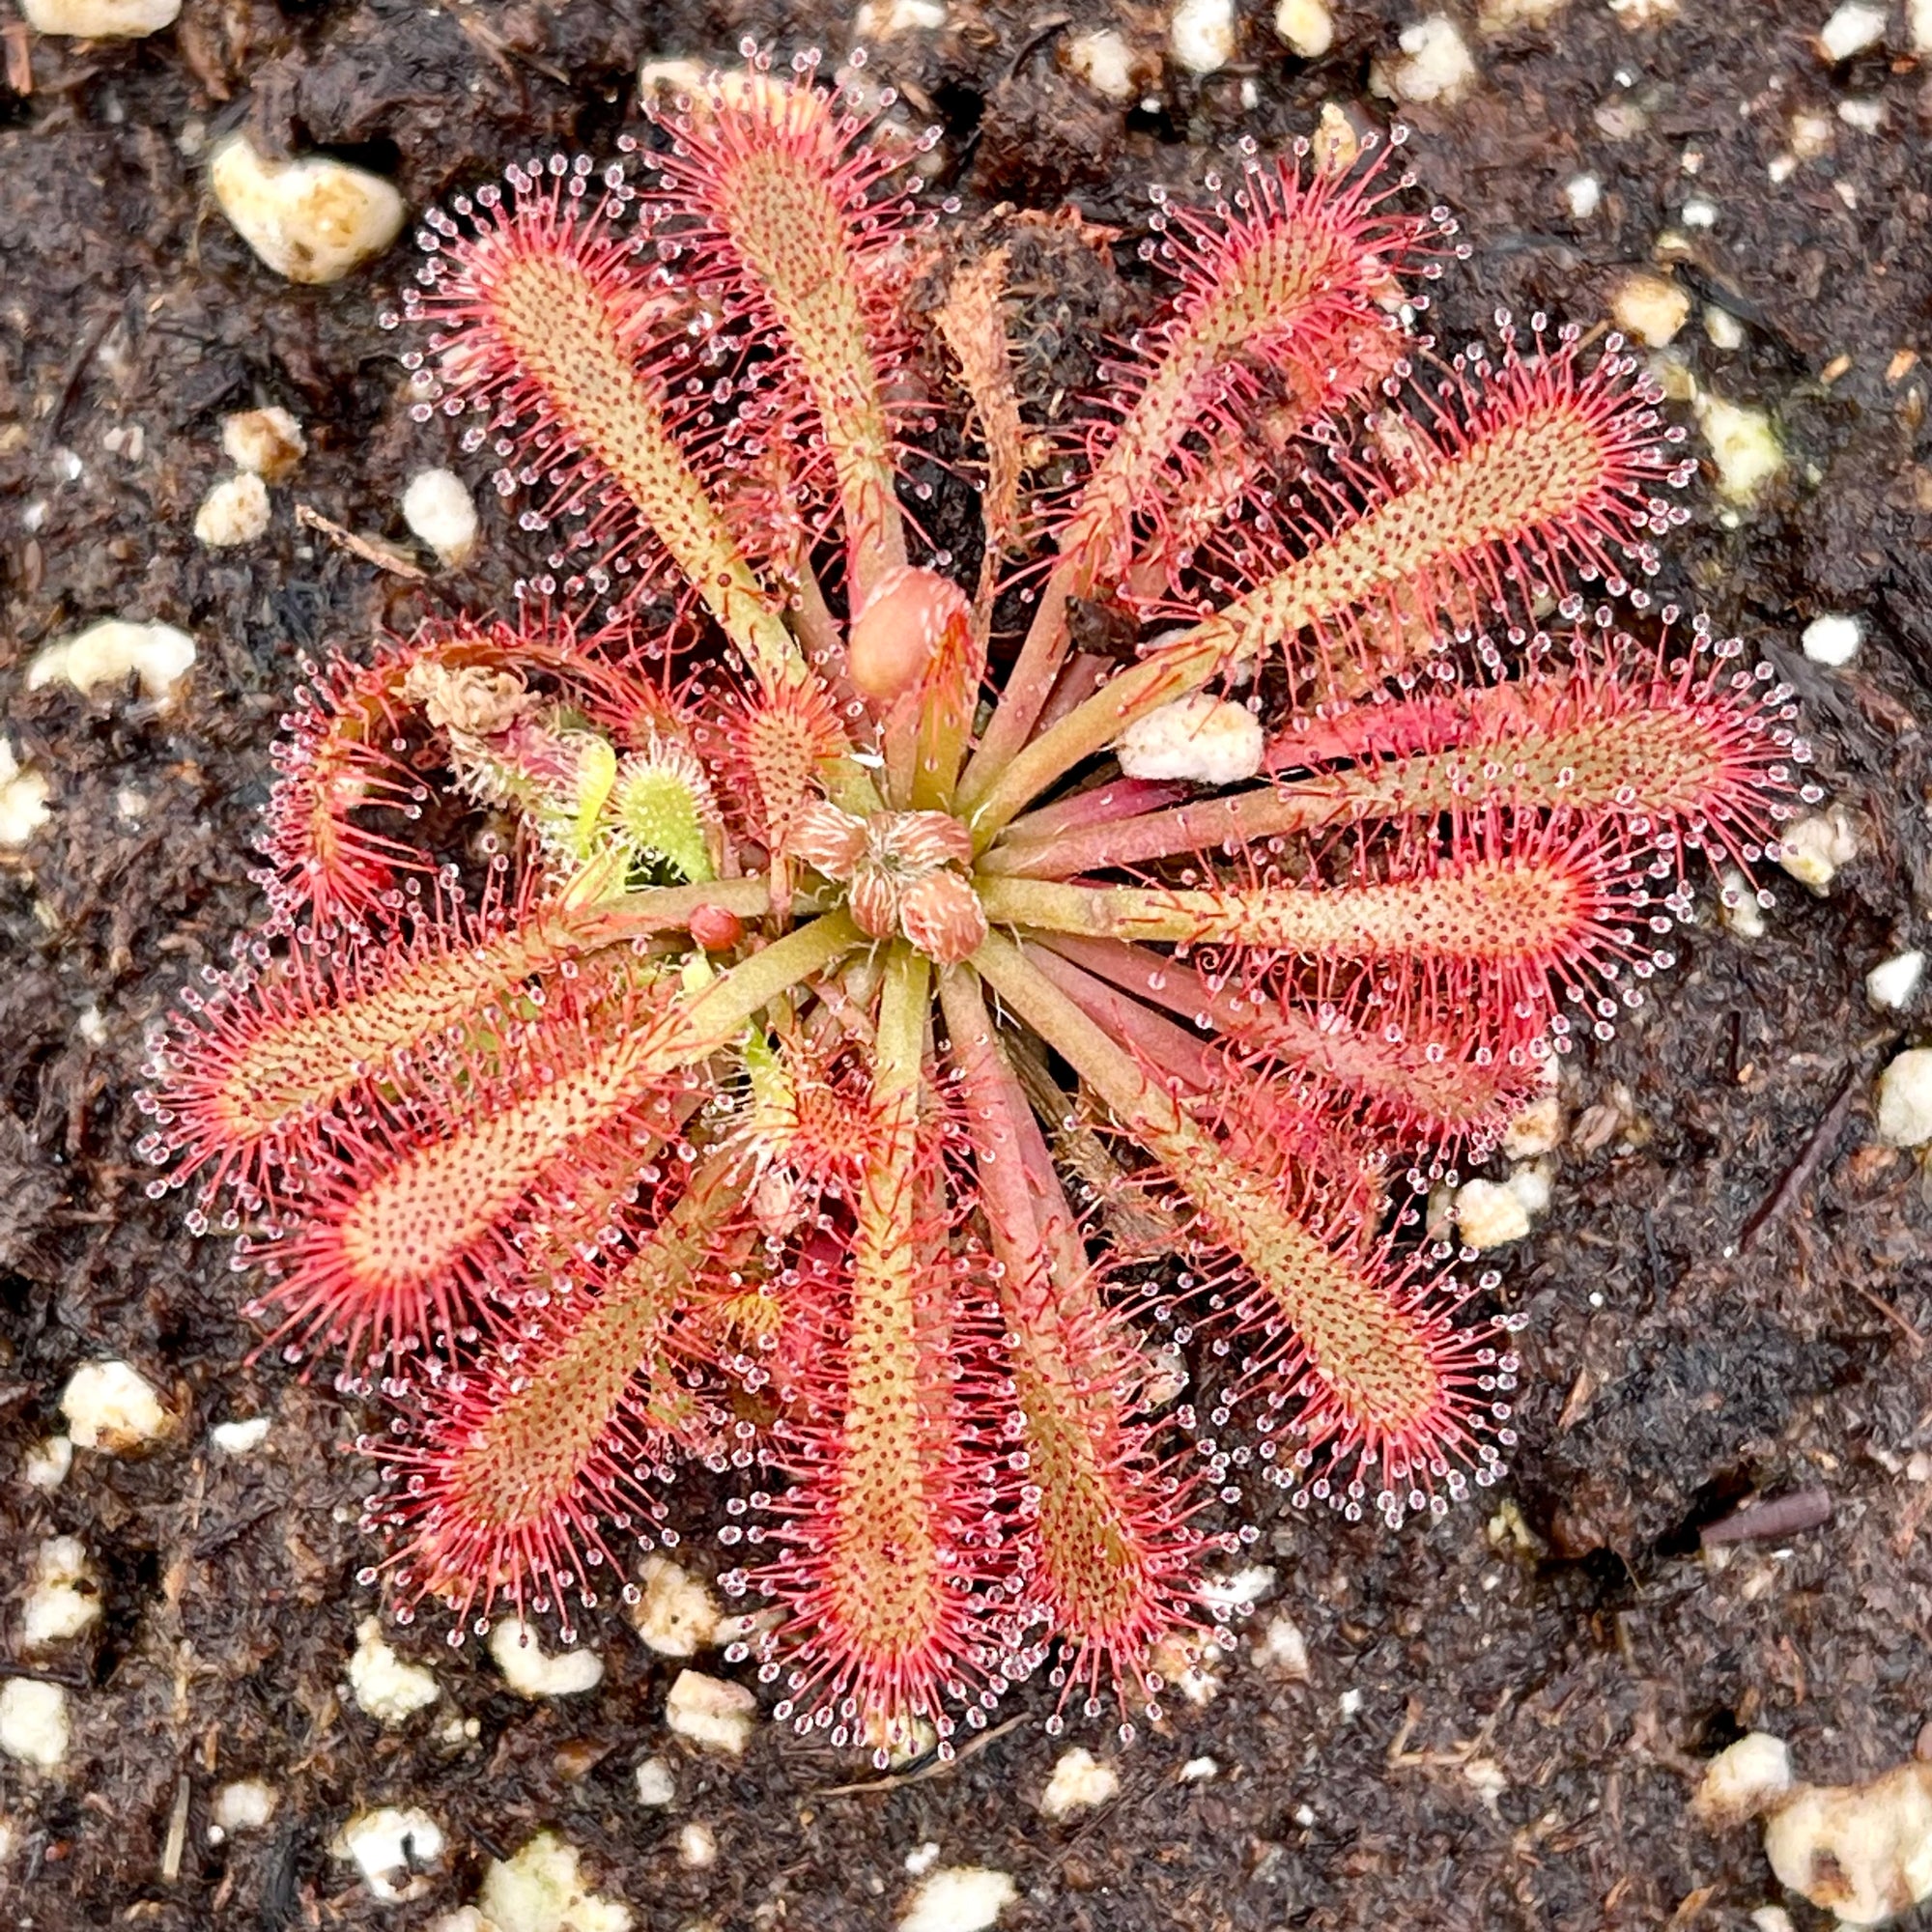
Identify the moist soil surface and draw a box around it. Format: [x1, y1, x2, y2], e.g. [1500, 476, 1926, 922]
[4, 3, 1932, 1928]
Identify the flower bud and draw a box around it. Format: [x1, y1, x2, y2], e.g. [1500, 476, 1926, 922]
[897, 870, 988, 964]
[875, 810, 973, 872]
[687, 904, 745, 952]
[846, 565, 973, 706]
[847, 864, 901, 940]
[784, 800, 868, 880]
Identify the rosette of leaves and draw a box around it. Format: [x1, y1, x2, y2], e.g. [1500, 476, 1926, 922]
[142, 51, 1814, 1758]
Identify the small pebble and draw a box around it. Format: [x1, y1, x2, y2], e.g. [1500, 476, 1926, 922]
[1273, 0, 1333, 57]
[898, 1867, 1019, 1932]
[21, 1435, 72, 1491]
[211, 1415, 271, 1454]
[677, 1821, 718, 1869]
[401, 468, 480, 567]
[905, 1841, 942, 1876]
[1563, 173, 1602, 218]
[211, 134, 405, 285]
[1838, 97, 1885, 132]
[1610, 270, 1690, 348]
[1748, 1910, 1797, 1932]
[331, 1806, 444, 1904]
[1818, 1, 1887, 61]
[1776, 806, 1859, 894]
[1199, 1563, 1276, 1613]
[854, 0, 945, 33]
[633, 1756, 676, 1806]
[209, 1778, 277, 1840]
[1914, 0, 1932, 53]
[1039, 1747, 1120, 1821]
[194, 472, 270, 548]
[1719, 867, 1768, 940]
[20, 0, 179, 35]
[1477, 0, 1565, 27]
[1169, 0, 1236, 75]
[1252, 1612, 1310, 1677]
[1370, 16, 1477, 104]
[1692, 1731, 1793, 1829]
[490, 1617, 604, 1698]
[628, 1555, 719, 1658]
[349, 1617, 440, 1725]
[1704, 307, 1745, 352]
[1800, 612, 1861, 667]
[1767, 1761, 1932, 1924]
[28, 620, 195, 704]
[1454, 1176, 1531, 1249]
[0, 741, 51, 852]
[60, 1358, 173, 1452]
[1500, 1088, 1564, 1160]
[664, 1668, 756, 1755]
[1149, 1630, 1223, 1704]
[0, 1679, 71, 1768]
[1694, 393, 1784, 504]
[475, 1830, 632, 1932]
[1878, 1048, 1932, 1149]
[221, 406, 305, 481]
[1065, 28, 1137, 99]
[1867, 951, 1925, 1011]
[1179, 1755, 1220, 1783]
[22, 1537, 100, 1650]
[1117, 694, 1263, 783]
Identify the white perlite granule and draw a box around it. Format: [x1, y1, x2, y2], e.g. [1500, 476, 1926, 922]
[489, 1617, 604, 1697]
[664, 1668, 756, 1754]
[1170, 0, 1236, 73]
[29, 620, 195, 703]
[0, 1678, 71, 1768]
[1818, 2, 1887, 61]
[1371, 16, 1477, 103]
[1799, 612, 1861, 667]
[898, 1866, 1019, 1932]
[221, 406, 306, 480]
[20, 0, 179, 35]
[348, 1617, 440, 1724]
[193, 472, 270, 548]
[402, 468, 480, 567]
[211, 135, 405, 284]
[60, 1358, 173, 1451]
[1117, 694, 1264, 783]
[1038, 1747, 1120, 1820]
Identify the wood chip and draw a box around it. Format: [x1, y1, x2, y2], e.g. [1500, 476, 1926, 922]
[294, 503, 427, 581]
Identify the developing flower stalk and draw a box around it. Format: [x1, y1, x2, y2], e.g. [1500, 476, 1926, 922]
[141, 48, 1817, 1758]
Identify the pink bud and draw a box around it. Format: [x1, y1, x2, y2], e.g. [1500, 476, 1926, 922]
[688, 905, 745, 951]
[897, 870, 987, 964]
[874, 810, 973, 872]
[846, 565, 973, 707]
[847, 863, 900, 940]
[784, 800, 868, 880]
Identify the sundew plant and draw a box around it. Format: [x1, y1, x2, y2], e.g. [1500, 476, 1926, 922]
[141, 50, 1813, 1761]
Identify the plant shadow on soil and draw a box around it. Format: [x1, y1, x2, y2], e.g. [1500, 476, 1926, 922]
[3, 2, 1932, 1927]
